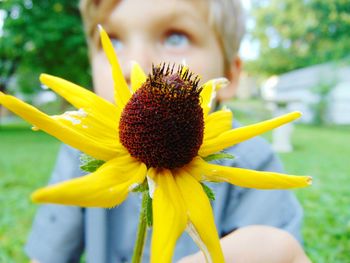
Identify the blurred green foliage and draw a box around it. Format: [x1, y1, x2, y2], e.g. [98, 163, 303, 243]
[246, 0, 350, 75]
[0, 0, 91, 97]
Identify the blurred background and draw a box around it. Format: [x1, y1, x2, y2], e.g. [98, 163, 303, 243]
[0, 0, 349, 262]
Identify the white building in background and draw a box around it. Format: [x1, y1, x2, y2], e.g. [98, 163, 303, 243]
[328, 81, 350, 124]
[261, 62, 350, 124]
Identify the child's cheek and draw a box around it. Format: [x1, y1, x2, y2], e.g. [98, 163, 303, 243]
[91, 53, 115, 102]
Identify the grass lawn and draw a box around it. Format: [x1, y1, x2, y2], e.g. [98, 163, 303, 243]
[0, 116, 349, 262]
[281, 124, 350, 262]
[0, 123, 60, 262]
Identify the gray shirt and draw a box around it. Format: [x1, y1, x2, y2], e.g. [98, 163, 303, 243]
[25, 135, 303, 263]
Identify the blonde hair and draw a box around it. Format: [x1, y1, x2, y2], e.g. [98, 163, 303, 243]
[79, 0, 245, 63]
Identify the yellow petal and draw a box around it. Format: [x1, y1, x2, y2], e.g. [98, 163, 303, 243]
[51, 109, 122, 148]
[0, 93, 118, 161]
[131, 61, 147, 93]
[149, 168, 187, 263]
[204, 109, 233, 141]
[174, 170, 225, 263]
[32, 155, 146, 208]
[98, 26, 131, 108]
[39, 74, 119, 125]
[200, 78, 229, 117]
[200, 111, 302, 157]
[39, 74, 121, 144]
[186, 157, 312, 189]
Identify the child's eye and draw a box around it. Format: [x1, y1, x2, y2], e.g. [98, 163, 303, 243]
[111, 37, 123, 52]
[163, 32, 190, 48]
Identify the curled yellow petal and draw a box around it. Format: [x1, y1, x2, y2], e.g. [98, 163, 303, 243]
[98, 25, 131, 108]
[200, 111, 302, 157]
[131, 61, 147, 92]
[200, 78, 229, 117]
[174, 170, 225, 263]
[32, 155, 146, 208]
[0, 93, 117, 161]
[187, 157, 312, 189]
[149, 168, 187, 263]
[204, 109, 233, 141]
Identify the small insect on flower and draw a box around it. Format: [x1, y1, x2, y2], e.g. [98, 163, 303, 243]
[0, 26, 312, 263]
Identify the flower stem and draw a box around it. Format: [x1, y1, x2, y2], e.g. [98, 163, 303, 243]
[131, 190, 149, 263]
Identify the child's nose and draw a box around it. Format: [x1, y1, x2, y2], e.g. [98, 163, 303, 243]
[122, 43, 154, 81]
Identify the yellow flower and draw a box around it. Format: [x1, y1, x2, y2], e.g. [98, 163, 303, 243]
[0, 27, 311, 263]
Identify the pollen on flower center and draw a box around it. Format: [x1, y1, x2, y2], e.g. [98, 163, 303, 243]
[119, 64, 204, 169]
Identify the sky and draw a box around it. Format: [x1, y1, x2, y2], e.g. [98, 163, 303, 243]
[0, 9, 5, 36]
[240, 0, 260, 60]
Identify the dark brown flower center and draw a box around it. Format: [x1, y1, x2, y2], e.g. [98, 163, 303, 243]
[119, 64, 204, 169]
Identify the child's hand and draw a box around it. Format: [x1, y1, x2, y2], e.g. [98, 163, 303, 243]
[177, 252, 206, 263]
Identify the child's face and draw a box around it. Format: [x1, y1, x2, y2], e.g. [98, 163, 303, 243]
[91, 0, 239, 102]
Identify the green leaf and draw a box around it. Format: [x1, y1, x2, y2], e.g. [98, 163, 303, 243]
[203, 152, 235, 162]
[201, 183, 216, 201]
[79, 154, 105, 173]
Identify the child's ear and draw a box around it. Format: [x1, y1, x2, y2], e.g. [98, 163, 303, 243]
[217, 56, 242, 102]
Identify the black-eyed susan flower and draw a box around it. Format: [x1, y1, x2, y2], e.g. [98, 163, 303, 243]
[0, 27, 311, 263]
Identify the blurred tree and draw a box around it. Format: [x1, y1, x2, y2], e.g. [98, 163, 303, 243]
[0, 0, 91, 97]
[245, 0, 350, 76]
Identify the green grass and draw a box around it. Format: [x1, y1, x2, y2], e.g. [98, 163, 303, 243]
[281, 124, 350, 263]
[0, 115, 350, 262]
[0, 123, 60, 262]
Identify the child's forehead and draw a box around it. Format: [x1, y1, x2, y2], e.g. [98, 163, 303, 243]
[109, 0, 210, 23]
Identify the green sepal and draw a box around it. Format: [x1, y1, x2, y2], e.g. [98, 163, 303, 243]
[132, 183, 148, 193]
[79, 154, 105, 173]
[203, 152, 235, 162]
[201, 182, 216, 201]
[145, 192, 153, 227]
[133, 180, 153, 227]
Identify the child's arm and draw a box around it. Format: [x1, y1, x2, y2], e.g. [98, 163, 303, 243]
[178, 225, 311, 263]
